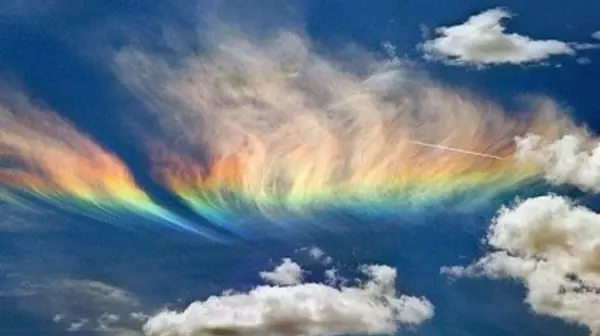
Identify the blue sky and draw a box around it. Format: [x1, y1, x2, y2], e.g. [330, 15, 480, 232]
[1, 0, 600, 335]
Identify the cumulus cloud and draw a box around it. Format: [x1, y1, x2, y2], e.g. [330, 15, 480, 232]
[421, 8, 582, 66]
[516, 133, 600, 192]
[444, 130, 600, 335]
[259, 258, 304, 285]
[143, 258, 434, 336]
[307, 247, 325, 260]
[593, 31, 600, 40]
[298, 246, 334, 265]
[443, 195, 600, 334]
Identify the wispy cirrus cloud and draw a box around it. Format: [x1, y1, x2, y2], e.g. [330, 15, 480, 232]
[0, 274, 147, 335]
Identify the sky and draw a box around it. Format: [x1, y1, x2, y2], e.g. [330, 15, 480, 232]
[1, 0, 600, 335]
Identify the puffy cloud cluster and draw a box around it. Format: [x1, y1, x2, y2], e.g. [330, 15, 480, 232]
[306, 247, 334, 265]
[516, 133, 600, 192]
[421, 8, 594, 66]
[259, 258, 304, 286]
[297, 246, 334, 265]
[143, 257, 434, 336]
[443, 195, 600, 334]
[444, 133, 600, 335]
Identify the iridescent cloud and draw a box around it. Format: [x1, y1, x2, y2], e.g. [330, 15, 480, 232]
[0, 94, 221, 240]
[113, 30, 578, 234]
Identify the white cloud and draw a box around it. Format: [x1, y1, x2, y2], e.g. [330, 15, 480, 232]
[259, 258, 304, 286]
[130, 312, 150, 322]
[94, 313, 145, 336]
[593, 31, 600, 40]
[56, 279, 140, 307]
[324, 268, 341, 286]
[443, 195, 600, 335]
[308, 247, 325, 260]
[305, 246, 334, 265]
[421, 8, 579, 66]
[97, 313, 121, 328]
[54, 310, 144, 335]
[67, 318, 90, 332]
[143, 259, 434, 336]
[57, 311, 146, 335]
[0, 277, 139, 307]
[443, 131, 600, 334]
[516, 133, 600, 192]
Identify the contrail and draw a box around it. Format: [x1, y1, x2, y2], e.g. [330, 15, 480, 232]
[324, 94, 506, 160]
[407, 140, 504, 160]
